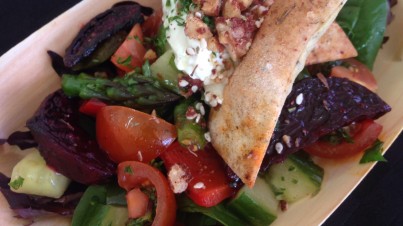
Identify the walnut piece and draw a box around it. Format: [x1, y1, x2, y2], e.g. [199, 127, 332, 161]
[222, 0, 242, 18]
[215, 17, 257, 61]
[207, 36, 225, 52]
[201, 0, 222, 16]
[185, 14, 214, 40]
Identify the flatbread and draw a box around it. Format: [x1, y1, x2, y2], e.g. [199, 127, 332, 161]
[306, 22, 357, 65]
[209, 0, 347, 187]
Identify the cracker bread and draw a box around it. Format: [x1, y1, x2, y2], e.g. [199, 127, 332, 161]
[307, 22, 358, 65]
[209, 0, 347, 187]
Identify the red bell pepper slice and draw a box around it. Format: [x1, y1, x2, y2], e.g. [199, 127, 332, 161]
[79, 98, 107, 116]
[161, 142, 236, 207]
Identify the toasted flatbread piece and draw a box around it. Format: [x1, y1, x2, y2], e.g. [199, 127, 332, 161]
[209, 0, 347, 187]
[306, 22, 357, 65]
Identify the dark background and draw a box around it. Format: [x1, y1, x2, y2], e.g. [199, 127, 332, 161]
[0, 0, 402, 225]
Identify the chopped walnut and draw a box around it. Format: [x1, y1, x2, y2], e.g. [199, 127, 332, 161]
[207, 36, 225, 52]
[215, 17, 257, 61]
[185, 14, 214, 40]
[222, 0, 242, 18]
[201, 0, 222, 16]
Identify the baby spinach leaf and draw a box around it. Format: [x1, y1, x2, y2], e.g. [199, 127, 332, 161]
[360, 139, 387, 164]
[336, 0, 389, 69]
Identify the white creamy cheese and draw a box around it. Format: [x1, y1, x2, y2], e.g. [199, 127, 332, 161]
[162, 0, 231, 106]
[162, 0, 217, 81]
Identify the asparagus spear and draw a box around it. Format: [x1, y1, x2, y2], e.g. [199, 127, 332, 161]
[62, 73, 181, 108]
[174, 98, 208, 151]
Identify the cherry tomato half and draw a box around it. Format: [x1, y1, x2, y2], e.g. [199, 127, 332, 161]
[304, 120, 382, 158]
[96, 106, 177, 163]
[118, 161, 176, 226]
[111, 24, 146, 73]
[331, 58, 378, 91]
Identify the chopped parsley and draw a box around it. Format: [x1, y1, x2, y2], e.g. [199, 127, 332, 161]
[126, 211, 153, 226]
[202, 15, 215, 31]
[168, 15, 186, 26]
[321, 128, 354, 145]
[338, 128, 354, 143]
[127, 34, 142, 43]
[152, 26, 168, 56]
[116, 56, 132, 67]
[177, 0, 196, 14]
[9, 176, 24, 190]
[124, 166, 134, 174]
[360, 139, 387, 164]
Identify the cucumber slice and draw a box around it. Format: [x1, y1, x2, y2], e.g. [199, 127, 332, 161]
[9, 149, 70, 198]
[72, 185, 128, 226]
[150, 50, 180, 93]
[228, 177, 278, 226]
[264, 152, 324, 203]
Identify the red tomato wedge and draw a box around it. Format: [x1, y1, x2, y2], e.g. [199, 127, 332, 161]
[161, 142, 235, 207]
[79, 98, 107, 117]
[111, 24, 146, 73]
[118, 161, 176, 226]
[126, 188, 149, 219]
[304, 120, 382, 158]
[96, 106, 177, 163]
[331, 58, 378, 91]
[142, 8, 163, 37]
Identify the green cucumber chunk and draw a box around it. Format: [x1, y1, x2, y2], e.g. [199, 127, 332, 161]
[9, 149, 70, 199]
[150, 49, 180, 93]
[177, 195, 247, 226]
[228, 177, 278, 226]
[265, 152, 324, 203]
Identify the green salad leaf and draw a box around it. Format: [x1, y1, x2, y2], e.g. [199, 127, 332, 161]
[72, 185, 129, 226]
[336, 0, 389, 69]
[360, 139, 387, 164]
[177, 195, 247, 226]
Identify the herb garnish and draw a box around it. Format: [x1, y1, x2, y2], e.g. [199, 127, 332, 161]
[9, 176, 24, 190]
[124, 166, 134, 174]
[202, 16, 215, 31]
[117, 56, 133, 67]
[168, 15, 186, 26]
[360, 139, 387, 164]
[152, 26, 168, 56]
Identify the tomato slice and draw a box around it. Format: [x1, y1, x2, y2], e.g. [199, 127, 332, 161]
[304, 120, 382, 158]
[118, 161, 176, 226]
[111, 24, 146, 73]
[96, 106, 177, 163]
[161, 142, 235, 207]
[79, 98, 107, 117]
[331, 58, 378, 91]
[126, 188, 149, 219]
